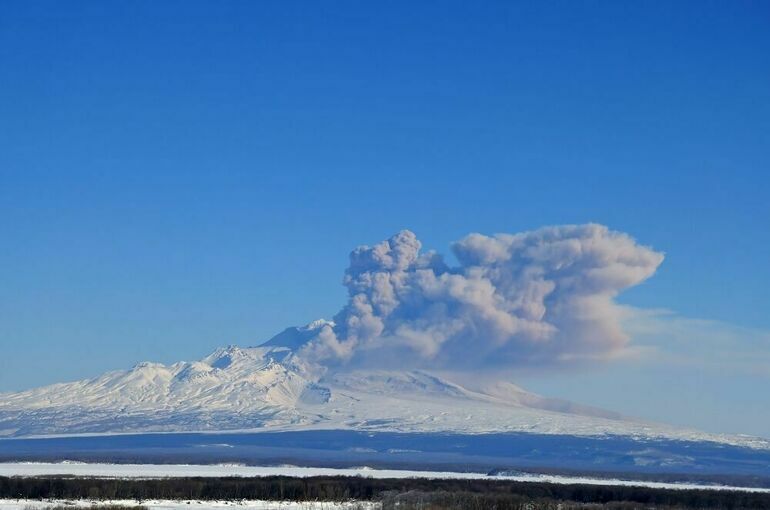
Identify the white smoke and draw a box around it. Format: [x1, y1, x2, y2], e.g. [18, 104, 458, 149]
[299, 224, 664, 370]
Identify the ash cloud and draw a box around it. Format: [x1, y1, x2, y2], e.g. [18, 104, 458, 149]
[299, 224, 664, 370]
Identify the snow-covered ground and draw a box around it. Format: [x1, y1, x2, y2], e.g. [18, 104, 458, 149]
[0, 462, 768, 493]
[0, 500, 376, 510]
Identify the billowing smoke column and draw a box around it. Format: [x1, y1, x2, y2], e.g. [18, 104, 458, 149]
[299, 224, 664, 370]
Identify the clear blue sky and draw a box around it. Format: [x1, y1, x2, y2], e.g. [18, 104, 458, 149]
[1, 1, 769, 436]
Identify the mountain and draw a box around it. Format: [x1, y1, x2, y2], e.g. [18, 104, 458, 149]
[0, 321, 767, 451]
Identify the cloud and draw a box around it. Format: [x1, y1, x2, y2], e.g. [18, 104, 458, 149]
[298, 224, 664, 370]
[622, 308, 770, 377]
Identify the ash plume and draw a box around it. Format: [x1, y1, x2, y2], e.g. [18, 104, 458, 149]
[299, 224, 664, 370]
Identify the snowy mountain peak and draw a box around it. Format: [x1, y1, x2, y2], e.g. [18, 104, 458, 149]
[203, 344, 248, 369]
[260, 319, 333, 351]
[0, 325, 767, 450]
[303, 319, 335, 331]
[132, 361, 165, 370]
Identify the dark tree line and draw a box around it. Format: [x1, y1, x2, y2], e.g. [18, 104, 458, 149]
[2, 475, 769, 509]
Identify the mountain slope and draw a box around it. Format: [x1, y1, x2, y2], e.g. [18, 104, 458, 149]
[0, 322, 767, 450]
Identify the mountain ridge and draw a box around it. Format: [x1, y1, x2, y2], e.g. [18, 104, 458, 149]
[1, 321, 768, 450]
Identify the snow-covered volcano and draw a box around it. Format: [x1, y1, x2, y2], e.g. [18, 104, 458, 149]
[0, 320, 766, 450]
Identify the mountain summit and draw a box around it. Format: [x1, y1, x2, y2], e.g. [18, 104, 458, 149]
[0, 321, 766, 450]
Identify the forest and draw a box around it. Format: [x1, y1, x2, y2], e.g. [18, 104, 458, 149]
[2, 475, 769, 509]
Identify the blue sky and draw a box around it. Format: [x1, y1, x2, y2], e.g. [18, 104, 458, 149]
[1, 1, 769, 436]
